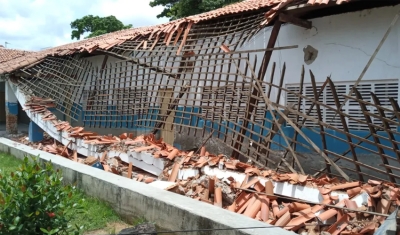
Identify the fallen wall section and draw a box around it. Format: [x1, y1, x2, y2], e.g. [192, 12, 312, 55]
[0, 137, 295, 235]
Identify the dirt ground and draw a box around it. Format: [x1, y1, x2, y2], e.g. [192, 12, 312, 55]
[84, 222, 130, 235]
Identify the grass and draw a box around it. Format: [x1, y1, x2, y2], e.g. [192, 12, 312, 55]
[0, 151, 128, 234]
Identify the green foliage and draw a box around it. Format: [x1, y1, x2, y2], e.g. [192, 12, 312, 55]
[132, 217, 147, 226]
[0, 156, 85, 235]
[70, 15, 132, 40]
[149, 0, 243, 20]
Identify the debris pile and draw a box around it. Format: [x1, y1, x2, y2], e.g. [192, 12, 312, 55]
[18, 95, 400, 234]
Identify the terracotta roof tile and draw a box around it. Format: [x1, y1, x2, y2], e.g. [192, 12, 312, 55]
[0, 0, 353, 74]
[17, 94, 400, 233]
[0, 46, 34, 64]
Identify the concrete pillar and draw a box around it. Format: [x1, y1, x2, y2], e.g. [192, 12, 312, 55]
[29, 121, 43, 142]
[5, 81, 18, 134]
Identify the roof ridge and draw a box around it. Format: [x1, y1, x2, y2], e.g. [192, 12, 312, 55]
[0, 0, 353, 74]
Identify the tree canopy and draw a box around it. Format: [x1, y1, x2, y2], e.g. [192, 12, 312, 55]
[149, 0, 243, 21]
[70, 15, 132, 40]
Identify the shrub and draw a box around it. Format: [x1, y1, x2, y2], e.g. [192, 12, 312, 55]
[0, 156, 85, 235]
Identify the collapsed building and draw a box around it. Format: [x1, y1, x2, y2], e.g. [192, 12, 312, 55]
[1, 0, 400, 233]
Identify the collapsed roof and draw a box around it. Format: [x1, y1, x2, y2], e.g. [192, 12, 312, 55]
[0, 0, 357, 74]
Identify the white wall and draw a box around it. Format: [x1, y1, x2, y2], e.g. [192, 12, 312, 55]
[239, 5, 400, 104]
[78, 5, 400, 109]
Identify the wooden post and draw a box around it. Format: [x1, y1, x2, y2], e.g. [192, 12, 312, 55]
[231, 20, 282, 159]
[159, 88, 175, 145]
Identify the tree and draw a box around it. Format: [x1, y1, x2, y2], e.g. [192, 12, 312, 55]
[149, 0, 243, 21]
[70, 15, 132, 40]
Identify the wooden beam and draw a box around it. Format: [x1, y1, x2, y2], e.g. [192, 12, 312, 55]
[95, 49, 177, 79]
[151, 83, 191, 135]
[231, 20, 282, 159]
[279, 13, 312, 29]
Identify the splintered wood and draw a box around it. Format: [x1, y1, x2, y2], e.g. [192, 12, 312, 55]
[14, 1, 400, 196]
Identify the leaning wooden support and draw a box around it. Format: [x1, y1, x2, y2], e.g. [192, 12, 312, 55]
[151, 84, 191, 135]
[231, 20, 282, 159]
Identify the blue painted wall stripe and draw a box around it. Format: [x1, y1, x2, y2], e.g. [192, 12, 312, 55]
[6, 102, 18, 115]
[64, 105, 400, 157]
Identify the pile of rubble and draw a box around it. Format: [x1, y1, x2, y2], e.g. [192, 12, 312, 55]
[16, 130, 399, 234]
[18, 96, 400, 234]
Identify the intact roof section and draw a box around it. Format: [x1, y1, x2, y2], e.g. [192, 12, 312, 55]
[0, 46, 34, 64]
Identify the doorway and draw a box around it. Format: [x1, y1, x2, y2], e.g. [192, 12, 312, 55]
[0, 82, 5, 123]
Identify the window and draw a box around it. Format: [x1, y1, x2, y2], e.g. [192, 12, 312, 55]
[286, 79, 399, 130]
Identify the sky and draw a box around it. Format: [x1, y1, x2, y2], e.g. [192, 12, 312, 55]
[0, 0, 169, 51]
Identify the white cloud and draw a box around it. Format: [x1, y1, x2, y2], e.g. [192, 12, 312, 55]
[0, 0, 168, 51]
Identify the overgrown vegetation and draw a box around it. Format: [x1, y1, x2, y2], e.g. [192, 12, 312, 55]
[0, 155, 84, 234]
[0, 152, 126, 235]
[70, 15, 132, 40]
[149, 0, 243, 20]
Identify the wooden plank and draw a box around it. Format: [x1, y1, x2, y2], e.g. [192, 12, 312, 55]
[279, 13, 312, 29]
[127, 162, 133, 179]
[353, 88, 395, 182]
[159, 88, 175, 145]
[371, 93, 400, 161]
[328, 78, 363, 181]
[235, 56, 350, 180]
[309, 72, 331, 174]
[152, 84, 190, 135]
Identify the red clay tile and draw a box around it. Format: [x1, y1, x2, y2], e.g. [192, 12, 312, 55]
[242, 178, 259, 189]
[168, 163, 180, 182]
[132, 145, 155, 152]
[237, 196, 253, 214]
[319, 187, 331, 195]
[317, 208, 337, 221]
[298, 174, 309, 183]
[330, 181, 361, 191]
[195, 157, 208, 167]
[244, 167, 261, 176]
[137, 174, 144, 182]
[119, 133, 128, 139]
[260, 196, 270, 222]
[275, 211, 291, 227]
[368, 179, 382, 185]
[286, 211, 315, 231]
[327, 214, 349, 235]
[289, 202, 311, 212]
[347, 186, 362, 198]
[359, 222, 377, 234]
[254, 181, 265, 192]
[224, 161, 237, 170]
[200, 146, 206, 156]
[375, 198, 390, 222]
[127, 162, 133, 179]
[208, 177, 215, 194]
[166, 148, 179, 160]
[274, 204, 289, 219]
[265, 181, 276, 200]
[244, 196, 262, 218]
[227, 203, 236, 212]
[344, 199, 358, 209]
